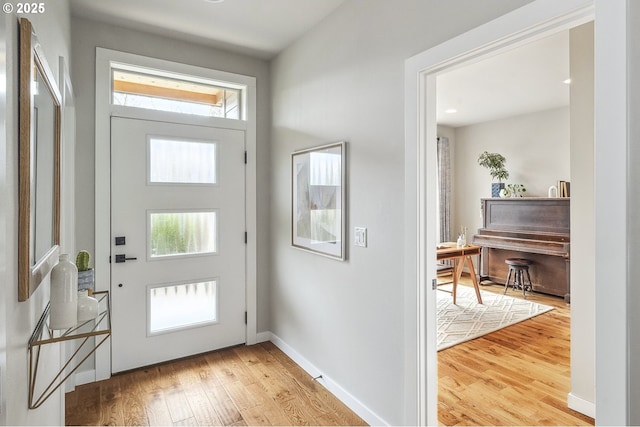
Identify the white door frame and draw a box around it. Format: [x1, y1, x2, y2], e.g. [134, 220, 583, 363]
[404, 0, 630, 424]
[94, 48, 258, 381]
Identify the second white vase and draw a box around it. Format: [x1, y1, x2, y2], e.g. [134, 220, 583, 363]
[77, 290, 99, 322]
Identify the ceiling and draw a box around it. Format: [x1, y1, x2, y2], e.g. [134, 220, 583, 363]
[436, 30, 570, 128]
[70, 1, 568, 126]
[69, 0, 346, 60]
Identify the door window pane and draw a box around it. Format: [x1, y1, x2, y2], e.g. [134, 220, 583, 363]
[149, 138, 217, 184]
[149, 280, 218, 334]
[149, 211, 217, 258]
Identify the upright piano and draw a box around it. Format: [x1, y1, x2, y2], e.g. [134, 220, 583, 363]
[472, 198, 570, 299]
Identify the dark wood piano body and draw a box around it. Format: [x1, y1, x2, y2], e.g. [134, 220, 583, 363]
[473, 198, 570, 298]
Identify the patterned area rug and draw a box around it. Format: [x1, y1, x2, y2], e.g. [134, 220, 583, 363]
[437, 285, 554, 351]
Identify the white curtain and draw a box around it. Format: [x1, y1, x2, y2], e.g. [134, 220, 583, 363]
[437, 137, 451, 243]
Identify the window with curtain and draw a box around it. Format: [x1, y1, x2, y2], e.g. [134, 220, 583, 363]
[436, 136, 451, 244]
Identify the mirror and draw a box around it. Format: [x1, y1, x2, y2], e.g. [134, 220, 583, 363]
[18, 18, 62, 301]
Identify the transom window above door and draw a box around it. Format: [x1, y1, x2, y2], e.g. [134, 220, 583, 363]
[111, 65, 241, 119]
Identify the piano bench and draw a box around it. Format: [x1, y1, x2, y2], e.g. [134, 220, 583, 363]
[504, 258, 533, 299]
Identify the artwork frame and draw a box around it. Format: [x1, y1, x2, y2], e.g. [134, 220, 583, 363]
[18, 18, 63, 301]
[291, 142, 346, 260]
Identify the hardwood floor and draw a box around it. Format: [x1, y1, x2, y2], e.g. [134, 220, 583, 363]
[438, 275, 595, 426]
[67, 276, 596, 426]
[65, 341, 367, 426]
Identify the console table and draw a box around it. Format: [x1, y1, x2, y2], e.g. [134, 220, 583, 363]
[28, 291, 111, 409]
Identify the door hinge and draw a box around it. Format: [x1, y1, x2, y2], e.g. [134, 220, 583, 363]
[244, 311, 248, 324]
[432, 278, 437, 290]
[109, 255, 111, 264]
[244, 151, 247, 164]
[244, 231, 248, 244]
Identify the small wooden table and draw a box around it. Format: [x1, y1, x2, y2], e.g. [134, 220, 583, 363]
[436, 242, 483, 304]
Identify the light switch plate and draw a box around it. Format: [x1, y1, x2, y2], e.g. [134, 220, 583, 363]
[354, 227, 367, 247]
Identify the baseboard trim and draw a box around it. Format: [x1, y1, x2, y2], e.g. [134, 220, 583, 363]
[255, 331, 272, 343]
[267, 332, 388, 426]
[568, 392, 596, 419]
[74, 369, 96, 387]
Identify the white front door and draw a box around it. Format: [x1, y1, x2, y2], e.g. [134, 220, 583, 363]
[110, 117, 246, 373]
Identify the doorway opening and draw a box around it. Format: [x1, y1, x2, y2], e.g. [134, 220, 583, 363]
[404, 2, 596, 425]
[434, 26, 591, 424]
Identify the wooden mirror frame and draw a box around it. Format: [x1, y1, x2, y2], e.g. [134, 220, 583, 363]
[18, 18, 62, 301]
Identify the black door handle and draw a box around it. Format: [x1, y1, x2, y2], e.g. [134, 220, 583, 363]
[115, 254, 137, 263]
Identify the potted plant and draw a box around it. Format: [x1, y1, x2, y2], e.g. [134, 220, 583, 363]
[477, 151, 509, 197]
[76, 250, 95, 295]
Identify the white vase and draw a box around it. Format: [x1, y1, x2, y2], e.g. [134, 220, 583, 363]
[50, 254, 78, 330]
[77, 290, 99, 322]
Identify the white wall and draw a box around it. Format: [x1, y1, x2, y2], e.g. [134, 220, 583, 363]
[628, 1, 640, 423]
[270, 0, 532, 424]
[70, 17, 272, 335]
[0, 11, 7, 426]
[1, 0, 72, 424]
[452, 107, 570, 242]
[593, 0, 637, 423]
[568, 21, 595, 415]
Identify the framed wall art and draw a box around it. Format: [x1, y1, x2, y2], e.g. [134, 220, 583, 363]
[18, 18, 63, 301]
[291, 142, 346, 260]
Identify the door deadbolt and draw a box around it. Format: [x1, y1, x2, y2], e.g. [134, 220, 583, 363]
[115, 254, 137, 263]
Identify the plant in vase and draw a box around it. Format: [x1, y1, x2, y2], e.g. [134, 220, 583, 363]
[76, 250, 95, 295]
[477, 151, 509, 197]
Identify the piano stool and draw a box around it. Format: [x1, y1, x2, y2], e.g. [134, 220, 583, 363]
[504, 258, 533, 299]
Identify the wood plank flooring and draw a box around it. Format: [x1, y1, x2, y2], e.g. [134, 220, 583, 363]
[65, 341, 367, 426]
[67, 275, 596, 426]
[438, 275, 595, 426]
